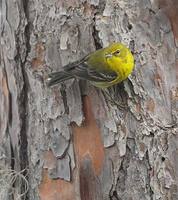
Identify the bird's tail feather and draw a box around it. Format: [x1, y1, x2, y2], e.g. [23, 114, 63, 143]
[47, 72, 73, 86]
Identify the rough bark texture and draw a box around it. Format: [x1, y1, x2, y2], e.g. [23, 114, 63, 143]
[0, 0, 178, 200]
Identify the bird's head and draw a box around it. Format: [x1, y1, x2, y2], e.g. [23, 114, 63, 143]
[105, 42, 134, 80]
[105, 43, 133, 61]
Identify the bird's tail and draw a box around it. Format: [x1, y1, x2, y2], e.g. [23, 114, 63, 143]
[47, 71, 73, 87]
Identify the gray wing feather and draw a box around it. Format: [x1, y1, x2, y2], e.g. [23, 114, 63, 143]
[65, 62, 117, 82]
[47, 56, 117, 86]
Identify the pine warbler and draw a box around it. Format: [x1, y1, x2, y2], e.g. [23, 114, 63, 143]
[47, 43, 134, 88]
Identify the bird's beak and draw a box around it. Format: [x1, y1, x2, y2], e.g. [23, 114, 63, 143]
[105, 53, 113, 58]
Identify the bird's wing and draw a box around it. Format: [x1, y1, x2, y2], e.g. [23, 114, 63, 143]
[63, 58, 117, 82]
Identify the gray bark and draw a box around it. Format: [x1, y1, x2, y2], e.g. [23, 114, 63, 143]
[0, 0, 178, 199]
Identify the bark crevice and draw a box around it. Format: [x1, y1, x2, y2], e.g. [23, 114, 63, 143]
[18, 0, 31, 199]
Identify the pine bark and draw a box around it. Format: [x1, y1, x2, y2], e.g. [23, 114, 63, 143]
[0, 0, 178, 200]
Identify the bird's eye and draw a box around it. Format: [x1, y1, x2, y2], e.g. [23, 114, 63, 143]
[114, 50, 120, 55]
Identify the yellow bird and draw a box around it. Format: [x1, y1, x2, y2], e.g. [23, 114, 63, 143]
[47, 43, 134, 88]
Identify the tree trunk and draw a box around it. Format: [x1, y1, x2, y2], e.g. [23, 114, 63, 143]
[1, 0, 178, 199]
